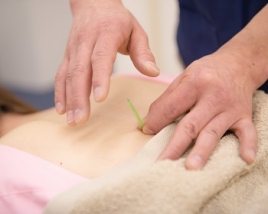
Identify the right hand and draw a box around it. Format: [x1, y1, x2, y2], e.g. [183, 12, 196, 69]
[54, 0, 159, 126]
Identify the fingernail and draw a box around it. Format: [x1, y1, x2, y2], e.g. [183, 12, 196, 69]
[142, 126, 155, 135]
[247, 149, 256, 163]
[74, 109, 83, 124]
[67, 110, 74, 125]
[188, 155, 203, 170]
[145, 61, 160, 75]
[94, 87, 103, 101]
[56, 102, 63, 114]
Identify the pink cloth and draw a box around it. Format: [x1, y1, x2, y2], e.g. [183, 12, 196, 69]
[0, 145, 88, 214]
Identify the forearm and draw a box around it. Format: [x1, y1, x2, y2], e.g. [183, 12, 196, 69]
[217, 4, 268, 90]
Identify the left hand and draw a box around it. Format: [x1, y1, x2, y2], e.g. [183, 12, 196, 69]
[142, 5, 268, 170]
[142, 50, 260, 170]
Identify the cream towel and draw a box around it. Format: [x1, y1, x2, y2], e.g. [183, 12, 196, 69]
[44, 90, 268, 214]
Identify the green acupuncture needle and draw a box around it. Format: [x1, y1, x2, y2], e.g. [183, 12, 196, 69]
[127, 99, 145, 128]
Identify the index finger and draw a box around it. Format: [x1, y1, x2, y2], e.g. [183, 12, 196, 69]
[142, 81, 198, 134]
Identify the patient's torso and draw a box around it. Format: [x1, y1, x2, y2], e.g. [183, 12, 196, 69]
[0, 76, 168, 179]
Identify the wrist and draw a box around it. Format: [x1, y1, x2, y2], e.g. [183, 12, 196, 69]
[221, 5, 268, 90]
[70, 0, 123, 14]
[217, 28, 268, 91]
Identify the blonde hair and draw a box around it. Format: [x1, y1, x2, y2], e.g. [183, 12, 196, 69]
[0, 87, 37, 116]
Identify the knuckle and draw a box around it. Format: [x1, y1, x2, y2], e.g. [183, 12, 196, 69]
[66, 94, 80, 108]
[66, 64, 86, 83]
[186, 61, 220, 86]
[186, 62, 232, 104]
[183, 122, 199, 140]
[162, 102, 178, 121]
[169, 144, 184, 158]
[204, 128, 220, 140]
[98, 19, 112, 32]
[91, 41, 116, 65]
[65, 72, 72, 84]
[92, 47, 107, 61]
[54, 71, 64, 85]
[55, 62, 68, 83]
[77, 28, 89, 44]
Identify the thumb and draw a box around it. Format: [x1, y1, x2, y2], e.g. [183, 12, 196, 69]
[142, 116, 157, 135]
[141, 102, 170, 135]
[128, 21, 160, 77]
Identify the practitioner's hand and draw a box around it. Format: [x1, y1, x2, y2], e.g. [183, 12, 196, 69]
[143, 4, 268, 169]
[54, 0, 159, 126]
[143, 51, 263, 170]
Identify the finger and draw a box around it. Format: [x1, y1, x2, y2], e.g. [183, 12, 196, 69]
[141, 75, 183, 129]
[138, 75, 183, 132]
[149, 74, 185, 107]
[142, 81, 197, 134]
[91, 34, 118, 102]
[157, 96, 223, 160]
[66, 44, 92, 126]
[232, 117, 257, 164]
[185, 112, 234, 170]
[54, 29, 76, 115]
[128, 20, 160, 77]
[54, 58, 68, 114]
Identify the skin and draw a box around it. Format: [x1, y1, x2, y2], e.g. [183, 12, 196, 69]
[54, 0, 268, 170]
[144, 5, 268, 169]
[1, 77, 166, 179]
[54, 0, 159, 126]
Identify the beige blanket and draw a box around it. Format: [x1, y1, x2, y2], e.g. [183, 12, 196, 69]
[44, 90, 268, 214]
